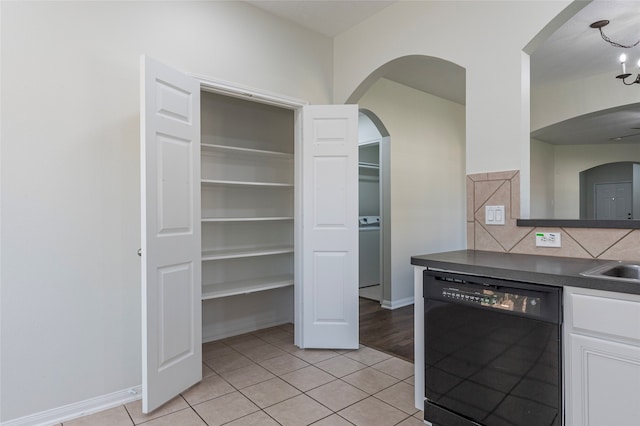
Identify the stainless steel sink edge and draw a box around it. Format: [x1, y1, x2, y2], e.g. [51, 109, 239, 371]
[580, 260, 640, 283]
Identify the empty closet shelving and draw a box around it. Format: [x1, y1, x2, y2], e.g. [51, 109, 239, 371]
[200, 92, 294, 300]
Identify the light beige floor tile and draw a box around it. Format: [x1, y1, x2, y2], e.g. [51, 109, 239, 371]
[141, 408, 206, 426]
[181, 373, 236, 405]
[264, 394, 332, 426]
[306, 379, 368, 411]
[310, 414, 353, 426]
[413, 410, 424, 420]
[396, 415, 425, 425]
[240, 343, 288, 362]
[343, 347, 392, 366]
[240, 377, 301, 408]
[63, 406, 133, 426]
[203, 339, 231, 352]
[204, 351, 256, 374]
[253, 329, 293, 343]
[403, 375, 415, 385]
[315, 355, 367, 378]
[259, 353, 309, 376]
[225, 411, 280, 426]
[371, 358, 414, 380]
[125, 395, 188, 424]
[341, 367, 399, 394]
[203, 343, 236, 360]
[223, 332, 262, 345]
[270, 339, 302, 353]
[228, 336, 271, 352]
[278, 323, 294, 333]
[193, 391, 260, 426]
[203, 363, 216, 378]
[338, 397, 407, 426]
[374, 382, 418, 415]
[280, 365, 336, 392]
[219, 363, 276, 389]
[292, 349, 340, 364]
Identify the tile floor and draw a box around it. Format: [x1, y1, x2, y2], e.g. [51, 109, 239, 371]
[61, 324, 423, 426]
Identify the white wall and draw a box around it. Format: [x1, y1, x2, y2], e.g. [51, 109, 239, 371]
[358, 78, 466, 304]
[530, 138, 555, 218]
[0, 1, 332, 422]
[531, 70, 640, 132]
[334, 1, 570, 176]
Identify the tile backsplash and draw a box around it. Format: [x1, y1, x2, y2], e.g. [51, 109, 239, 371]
[467, 170, 640, 261]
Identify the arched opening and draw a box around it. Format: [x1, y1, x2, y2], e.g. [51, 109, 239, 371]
[357, 109, 390, 306]
[579, 161, 640, 220]
[349, 55, 466, 321]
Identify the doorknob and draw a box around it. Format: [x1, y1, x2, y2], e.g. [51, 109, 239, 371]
[138, 248, 142, 257]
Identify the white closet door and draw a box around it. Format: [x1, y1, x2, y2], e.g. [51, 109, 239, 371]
[140, 56, 202, 413]
[300, 105, 359, 349]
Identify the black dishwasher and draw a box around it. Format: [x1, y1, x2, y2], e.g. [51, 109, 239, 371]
[423, 269, 562, 426]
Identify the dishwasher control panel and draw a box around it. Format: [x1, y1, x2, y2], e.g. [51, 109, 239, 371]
[436, 277, 541, 315]
[441, 287, 499, 306]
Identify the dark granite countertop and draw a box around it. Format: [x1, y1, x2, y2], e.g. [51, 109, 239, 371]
[411, 250, 640, 295]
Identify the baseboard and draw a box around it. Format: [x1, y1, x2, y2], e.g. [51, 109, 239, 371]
[380, 296, 414, 310]
[202, 318, 292, 343]
[1, 385, 142, 426]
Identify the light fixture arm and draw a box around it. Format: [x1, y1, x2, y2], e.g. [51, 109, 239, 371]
[617, 73, 640, 85]
[590, 20, 640, 49]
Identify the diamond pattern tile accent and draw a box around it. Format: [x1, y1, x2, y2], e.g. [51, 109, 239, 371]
[598, 229, 640, 261]
[564, 228, 632, 258]
[466, 169, 637, 259]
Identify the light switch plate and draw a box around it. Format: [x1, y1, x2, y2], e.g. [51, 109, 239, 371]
[485, 205, 505, 225]
[535, 232, 561, 247]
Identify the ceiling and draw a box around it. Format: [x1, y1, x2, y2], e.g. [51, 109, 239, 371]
[248, 0, 640, 145]
[246, 1, 395, 37]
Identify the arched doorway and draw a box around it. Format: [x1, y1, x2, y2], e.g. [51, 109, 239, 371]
[350, 55, 467, 311]
[358, 109, 391, 305]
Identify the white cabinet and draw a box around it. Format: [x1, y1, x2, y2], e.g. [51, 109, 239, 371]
[564, 287, 640, 426]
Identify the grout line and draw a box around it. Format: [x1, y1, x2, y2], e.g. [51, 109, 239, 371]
[594, 228, 634, 259]
[509, 227, 536, 253]
[473, 179, 508, 215]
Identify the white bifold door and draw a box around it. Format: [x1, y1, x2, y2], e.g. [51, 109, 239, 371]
[141, 56, 358, 413]
[298, 105, 359, 349]
[140, 56, 203, 413]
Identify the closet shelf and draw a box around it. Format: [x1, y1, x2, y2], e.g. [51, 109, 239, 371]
[202, 245, 294, 261]
[201, 143, 293, 159]
[202, 216, 293, 223]
[202, 275, 294, 300]
[358, 162, 379, 169]
[201, 179, 293, 188]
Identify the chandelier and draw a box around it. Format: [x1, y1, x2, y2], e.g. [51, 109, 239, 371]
[617, 53, 640, 85]
[590, 20, 640, 86]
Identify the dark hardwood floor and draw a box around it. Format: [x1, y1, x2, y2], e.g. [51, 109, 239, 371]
[359, 297, 414, 362]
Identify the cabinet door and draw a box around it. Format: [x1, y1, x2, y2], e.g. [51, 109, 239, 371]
[567, 333, 640, 426]
[298, 105, 359, 349]
[140, 56, 202, 413]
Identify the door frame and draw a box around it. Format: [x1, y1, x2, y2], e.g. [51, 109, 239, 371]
[191, 74, 308, 349]
[358, 109, 391, 308]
